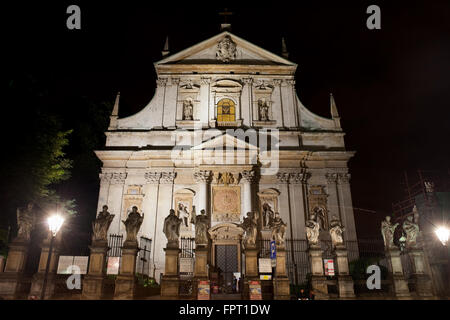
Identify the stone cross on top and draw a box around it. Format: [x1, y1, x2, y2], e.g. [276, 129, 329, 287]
[219, 8, 233, 31]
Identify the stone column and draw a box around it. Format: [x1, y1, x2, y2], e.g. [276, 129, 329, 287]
[97, 172, 112, 213]
[271, 79, 284, 128]
[114, 240, 139, 300]
[273, 247, 290, 300]
[242, 243, 259, 300]
[193, 170, 212, 214]
[289, 172, 309, 239]
[325, 173, 340, 223]
[199, 78, 211, 127]
[81, 240, 109, 300]
[407, 247, 434, 298]
[241, 78, 252, 127]
[336, 173, 357, 241]
[193, 245, 209, 299]
[0, 237, 30, 299]
[107, 172, 127, 236]
[241, 170, 255, 216]
[28, 233, 61, 299]
[334, 244, 355, 299]
[385, 247, 411, 299]
[308, 244, 329, 299]
[280, 79, 296, 128]
[160, 242, 181, 299]
[163, 77, 179, 129]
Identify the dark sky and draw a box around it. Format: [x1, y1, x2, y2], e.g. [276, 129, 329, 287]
[4, 1, 450, 238]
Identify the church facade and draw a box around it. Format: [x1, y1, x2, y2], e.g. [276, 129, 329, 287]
[95, 31, 357, 283]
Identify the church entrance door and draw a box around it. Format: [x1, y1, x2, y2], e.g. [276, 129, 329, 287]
[215, 244, 238, 293]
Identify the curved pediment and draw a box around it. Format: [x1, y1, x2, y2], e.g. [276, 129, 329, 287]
[208, 222, 244, 241]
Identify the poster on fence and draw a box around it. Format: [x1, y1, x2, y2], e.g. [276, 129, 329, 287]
[249, 280, 262, 300]
[324, 259, 335, 276]
[197, 280, 210, 300]
[107, 257, 120, 275]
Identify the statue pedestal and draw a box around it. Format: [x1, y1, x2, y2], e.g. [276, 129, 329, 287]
[114, 240, 138, 300]
[334, 246, 355, 299]
[308, 245, 328, 300]
[82, 240, 108, 300]
[28, 236, 60, 299]
[242, 247, 259, 300]
[273, 248, 290, 300]
[407, 248, 434, 298]
[160, 245, 181, 299]
[193, 246, 209, 299]
[386, 248, 411, 299]
[0, 238, 30, 299]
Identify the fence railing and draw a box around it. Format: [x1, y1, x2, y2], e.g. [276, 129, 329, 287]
[107, 234, 123, 257]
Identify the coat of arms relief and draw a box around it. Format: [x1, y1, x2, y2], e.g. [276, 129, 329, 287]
[216, 35, 237, 63]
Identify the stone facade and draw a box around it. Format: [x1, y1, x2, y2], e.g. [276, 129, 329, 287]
[95, 31, 357, 283]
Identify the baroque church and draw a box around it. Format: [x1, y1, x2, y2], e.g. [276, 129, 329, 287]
[95, 30, 357, 284]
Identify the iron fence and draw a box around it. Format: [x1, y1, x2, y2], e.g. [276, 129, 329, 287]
[137, 237, 152, 276]
[107, 234, 123, 257]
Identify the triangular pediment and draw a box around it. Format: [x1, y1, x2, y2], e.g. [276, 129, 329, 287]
[191, 133, 259, 151]
[155, 31, 296, 67]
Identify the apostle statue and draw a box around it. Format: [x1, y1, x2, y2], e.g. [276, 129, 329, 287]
[236, 212, 258, 249]
[381, 216, 399, 249]
[177, 203, 190, 228]
[183, 100, 194, 120]
[329, 215, 345, 248]
[92, 205, 115, 242]
[122, 206, 144, 242]
[163, 209, 182, 247]
[258, 99, 269, 121]
[191, 209, 210, 246]
[313, 206, 327, 230]
[262, 202, 274, 228]
[269, 212, 287, 248]
[402, 206, 420, 248]
[16, 202, 35, 241]
[306, 213, 320, 245]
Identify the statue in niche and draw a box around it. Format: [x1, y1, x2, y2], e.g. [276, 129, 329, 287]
[258, 99, 270, 121]
[122, 206, 144, 242]
[313, 206, 327, 230]
[92, 205, 115, 241]
[16, 202, 35, 241]
[424, 181, 434, 193]
[177, 203, 191, 228]
[236, 211, 258, 248]
[216, 35, 237, 63]
[305, 213, 320, 245]
[381, 216, 399, 249]
[262, 202, 274, 228]
[183, 99, 194, 120]
[191, 209, 210, 246]
[402, 206, 420, 248]
[163, 209, 182, 247]
[269, 212, 287, 247]
[329, 215, 345, 248]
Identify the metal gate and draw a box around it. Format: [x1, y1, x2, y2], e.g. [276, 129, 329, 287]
[215, 245, 238, 293]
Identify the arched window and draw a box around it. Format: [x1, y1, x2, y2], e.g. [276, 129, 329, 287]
[217, 98, 236, 123]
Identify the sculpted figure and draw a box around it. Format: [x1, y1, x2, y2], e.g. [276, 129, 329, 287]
[236, 212, 258, 248]
[122, 206, 144, 242]
[191, 209, 210, 246]
[329, 215, 345, 248]
[177, 203, 190, 228]
[163, 209, 182, 246]
[269, 212, 287, 247]
[403, 206, 420, 248]
[381, 216, 399, 249]
[16, 202, 35, 241]
[313, 207, 327, 230]
[183, 100, 193, 120]
[92, 205, 115, 241]
[258, 99, 269, 121]
[262, 202, 274, 228]
[306, 213, 320, 245]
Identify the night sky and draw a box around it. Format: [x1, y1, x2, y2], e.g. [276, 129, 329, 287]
[4, 1, 450, 239]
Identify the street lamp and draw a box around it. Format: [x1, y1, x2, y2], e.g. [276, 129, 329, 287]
[40, 214, 65, 300]
[435, 226, 449, 246]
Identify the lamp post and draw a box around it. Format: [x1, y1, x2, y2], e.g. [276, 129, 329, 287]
[434, 225, 450, 296]
[40, 214, 64, 300]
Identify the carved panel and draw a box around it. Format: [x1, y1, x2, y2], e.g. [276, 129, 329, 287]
[257, 189, 280, 230]
[308, 185, 329, 231]
[174, 189, 195, 236]
[212, 186, 241, 222]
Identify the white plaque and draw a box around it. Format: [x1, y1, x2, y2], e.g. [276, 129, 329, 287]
[180, 258, 194, 273]
[73, 256, 89, 274]
[57, 256, 74, 274]
[258, 258, 272, 273]
[107, 257, 120, 275]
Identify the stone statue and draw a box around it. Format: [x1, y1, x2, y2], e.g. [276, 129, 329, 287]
[163, 209, 182, 246]
[177, 203, 190, 228]
[329, 215, 345, 248]
[236, 212, 258, 248]
[258, 99, 269, 121]
[305, 213, 320, 245]
[269, 212, 287, 247]
[381, 216, 399, 249]
[424, 181, 434, 193]
[122, 206, 144, 242]
[313, 206, 327, 230]
[403, 207, 420, 248]
[16, 202, 35, 241]
[183, 100, 193, 120]
[216, 35, 237, 63]
[92, 205, 115, 241]
[191, 209, 210, 246]
[262, 202, 274, 228]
